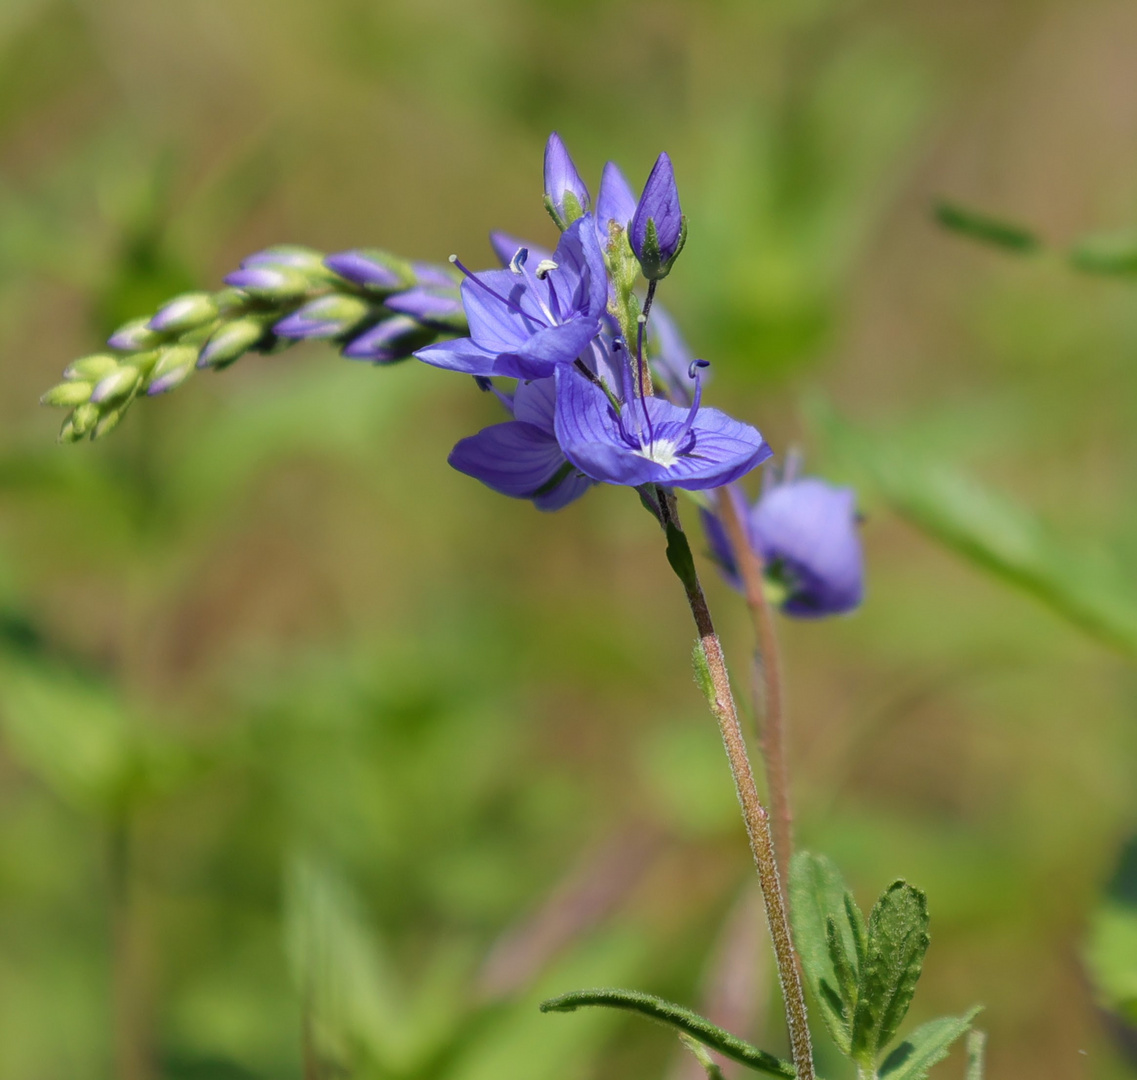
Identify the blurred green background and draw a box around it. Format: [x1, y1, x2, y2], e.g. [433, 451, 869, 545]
[5, 0, 1137, 1078]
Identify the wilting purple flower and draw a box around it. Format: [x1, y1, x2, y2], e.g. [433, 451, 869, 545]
[544, 132, 591, 229]
[449, 377, 593, 511]
[595, 161, 637, 250]
[324, 249, 412, 292]
[631, 152, 686, 280]
[342, 315, 433, 363]
[702, 476, 864, 617]
[553, 357, 769, 491]
[414, 215, 608, 381]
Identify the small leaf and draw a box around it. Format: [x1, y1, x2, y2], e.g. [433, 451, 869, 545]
[933, 201, 1040, 254]
[789, 851, 861, 1054]
[850, 882, 930, 1065]
[679, 1033, 727, 1080]
[827, 915, 858, 1007]
[878, 1008, 982, 1080]
[965, 1029, 986, 1080]
[845, 891, 867, 971]
[540, 988, 795, 1079]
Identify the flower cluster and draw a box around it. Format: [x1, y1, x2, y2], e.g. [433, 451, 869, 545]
[422, 134, 768, 509]
[40, 132, 864, 618]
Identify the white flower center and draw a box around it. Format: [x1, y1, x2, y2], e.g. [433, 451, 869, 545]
[635, 438, 679, 468]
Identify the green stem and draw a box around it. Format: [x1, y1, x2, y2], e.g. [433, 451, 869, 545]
[658, 490, 815, 1080]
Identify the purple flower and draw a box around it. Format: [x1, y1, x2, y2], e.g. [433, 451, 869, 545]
[413, 216, 608, 380]
[702, 475, 864, 618]
[449, 377, 593, 511]
[646, 304, 704, 405]
[595, 161, 637, 251]
[543, 132, 590, 229]
[385, 286, 465, 330]
[489, 231, 552, 268]
[553, 358, 769, 491]
[631, 152, 686, 280]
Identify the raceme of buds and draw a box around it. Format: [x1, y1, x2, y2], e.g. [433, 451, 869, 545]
[630, 152, 686, 281]
[543, 132, 591, 231]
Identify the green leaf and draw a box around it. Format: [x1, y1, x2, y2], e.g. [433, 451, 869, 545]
[1068, 230, 1137, 276]
[813, 405, 1137, 660]
[539, 989, 795, 1079]
[933, 201, 1041, 254]
[850, 882, 930, 1066]
[679, 1033, 727, 1080]
[788, 851, 862, 1054]
[878, 1008, 981, 1080]
[1085, 835, 1137, 1021]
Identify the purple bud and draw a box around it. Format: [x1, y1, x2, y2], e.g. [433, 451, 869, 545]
[224, 265, 309, 297]
[385, 287, 465, 329]
[631, 152, 686, 280]
[342, 315, 431, 363]
[324, 249, 411, 292]
[596, 161, 637, 242]
[148, 292, 218, 334]
[273, 295, 372, 339]
[240, 245, 325, 271]
[543, 132, 590, 229]
[412, 262, 457, 289]
[107, 318, 162, 352]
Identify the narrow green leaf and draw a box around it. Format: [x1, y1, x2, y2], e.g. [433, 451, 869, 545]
[788, 851, 860, 1053]
[540, 989, 795, 1079]
[965, 1029, 986, 1080]
[1068, 231, 1137, 276]
[851, 882, 930, 1065]
[878, 1008, 981, 1080]
[845, 891, 867, 971]
[933, 201, 1040, 254]
[679, 1033, 727, 1080]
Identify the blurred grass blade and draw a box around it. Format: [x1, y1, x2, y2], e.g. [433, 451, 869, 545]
[816, 407, 1137, 660]
[540, 988, 795, 1078]
[933, 201, 1040, 254]
[965, 1030, 987, 1080]
[877, 1009, 981, 1080]
[1068, 230, 1137, 277]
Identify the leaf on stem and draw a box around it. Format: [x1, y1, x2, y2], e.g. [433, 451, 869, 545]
[850, 882, 930, 1066]
[788, 851, 862, 1054]
[539, 988, 795, 1079]
[1068, 231, 1137, 277]
[877, 1008, 982, 1080]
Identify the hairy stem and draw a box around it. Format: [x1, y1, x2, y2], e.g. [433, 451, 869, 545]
[658, 490, 814, 1080]
[715, 489, 794, 885]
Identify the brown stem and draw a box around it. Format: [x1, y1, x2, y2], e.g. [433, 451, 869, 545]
[715, 489, 794, 885]
[659, 492, 814, 1080]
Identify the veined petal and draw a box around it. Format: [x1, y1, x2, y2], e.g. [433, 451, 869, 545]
[449, 421, 569, 498]
[414, 339, 503, 376]
[512, 376, 558, 434]
[596, 161, 637, 242]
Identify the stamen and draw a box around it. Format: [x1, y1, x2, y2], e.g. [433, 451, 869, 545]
[677, 359, 710, 444]
[535, 259, 558, 278]
[509, 247, 529, 274]
[449, 254, 548, 326]
[634, 313, 656, 450]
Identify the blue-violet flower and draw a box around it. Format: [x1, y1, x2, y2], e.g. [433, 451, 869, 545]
[630, 152, 686, 280]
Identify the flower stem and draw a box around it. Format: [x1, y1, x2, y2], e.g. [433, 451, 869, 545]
[715, 488, 794, 885]
[657, 489, 814, 1080]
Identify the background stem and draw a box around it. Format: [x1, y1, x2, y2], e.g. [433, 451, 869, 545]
[659, 492, 815, 1080]
[714, 490, 795, 886]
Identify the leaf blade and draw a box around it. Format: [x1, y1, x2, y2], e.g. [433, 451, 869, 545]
[878, 1008, 982, 1080]
[540, 988, 795, 1079]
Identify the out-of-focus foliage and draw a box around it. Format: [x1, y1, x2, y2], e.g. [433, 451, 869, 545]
[6, 2, 1137, 1080]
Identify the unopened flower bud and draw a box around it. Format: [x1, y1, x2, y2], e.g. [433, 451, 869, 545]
[91, 364, 143, 404]
[148, 292, 219, 334]
[63, 354, 120, 382]
[274, 295, 373, 339]
[146, 344, 200, 395]
[240, 245, 327, 272]
[630, 152, 686, 281]
[198, 317, 270, 368]
[543, 132, 590, 230]
[324, 249, 414, 293]
[41, 381, 94, 407]
[107, 317, 164, 352]
[342, 314, 435, 363]
[67, 402, 100, 439]
[385, 287, 465, 331]
[224, 265, 312, 300]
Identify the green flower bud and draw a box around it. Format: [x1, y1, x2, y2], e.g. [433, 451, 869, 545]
[146, 344, 200, 395]
[64, 354, 120, 382]
[199, 317, 270, 368]
[68, 402, 100, 439]
[91, 365, 142, 404]
[41, 381, 94, 408]
[148, 292, 219, 334]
